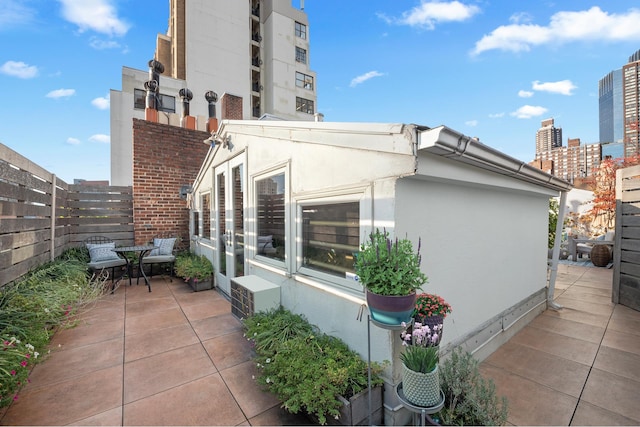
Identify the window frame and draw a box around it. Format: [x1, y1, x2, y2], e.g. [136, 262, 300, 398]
[200, 191, 212, 241]
[295, 21, 307, 39]
[295, 46, 307, 64]
[253, 166, 289, 266]
[295, 190, 371, 293]
[133, 88, 176, 113]
[296, 97, 314, 115]
[295, 72, 314, 90]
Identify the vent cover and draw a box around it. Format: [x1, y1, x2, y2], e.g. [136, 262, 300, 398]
[230, 275, 281, 320]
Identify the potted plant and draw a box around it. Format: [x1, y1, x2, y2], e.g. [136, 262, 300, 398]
[244, 308, 385, 425]
[412, 293, 452, 343]
[354, 229, 427, 326]
[399, 322, 442, 407]
[174, 252, 214, 291]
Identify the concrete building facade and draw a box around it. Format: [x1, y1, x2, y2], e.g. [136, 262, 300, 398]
[532, 138, 602, 183]
[110, 0, 317, 186]
[535, 118, 563, 154]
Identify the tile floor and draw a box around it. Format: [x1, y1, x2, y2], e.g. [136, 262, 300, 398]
[0, 263, 638, 426]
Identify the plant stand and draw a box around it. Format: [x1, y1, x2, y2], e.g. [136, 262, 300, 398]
[395, 383, 445, 426]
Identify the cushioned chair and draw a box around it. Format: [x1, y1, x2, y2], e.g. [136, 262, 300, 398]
[569, 231, 615, 261]
[84, 236, 130, 289]
[141, 236, 177, 281]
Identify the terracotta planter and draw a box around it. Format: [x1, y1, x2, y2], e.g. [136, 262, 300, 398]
[366, 290, 416, 326]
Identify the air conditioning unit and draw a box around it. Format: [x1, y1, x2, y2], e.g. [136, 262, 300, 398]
[230, 275, 280, 319]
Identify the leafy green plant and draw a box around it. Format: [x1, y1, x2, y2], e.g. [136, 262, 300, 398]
[437, 347, 509, 426]
[243, 308, 384, 425]
[243, 307, 316, 357]
[354, 228, 427, 296]
[549, 198, 559, 249]
[174, 252, 214, 282]
[0, 252, 111, 407]
[400, 344, 438, 373]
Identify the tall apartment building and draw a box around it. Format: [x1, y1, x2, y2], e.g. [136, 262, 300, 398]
[535, 118, 562, 154]
[532, 138, 601, 182]
[599, 49, 640, 157]
[110, 0, 317, 186]
[623, 50, 640, 156]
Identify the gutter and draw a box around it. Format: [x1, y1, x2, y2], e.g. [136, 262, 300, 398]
[417, 125, 571, 308]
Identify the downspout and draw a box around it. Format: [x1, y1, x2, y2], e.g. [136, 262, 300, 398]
[547, 190, 567, 310]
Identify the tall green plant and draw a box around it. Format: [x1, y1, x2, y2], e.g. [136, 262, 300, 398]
[0, 251, 110, 407]
[354, 229, 427, 296]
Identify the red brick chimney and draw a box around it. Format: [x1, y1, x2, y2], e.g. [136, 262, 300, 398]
[220, 93, 243, 120]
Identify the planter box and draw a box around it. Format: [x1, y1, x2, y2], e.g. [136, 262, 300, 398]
[330, 385, 383, 426]
[187, 277, 214, 292]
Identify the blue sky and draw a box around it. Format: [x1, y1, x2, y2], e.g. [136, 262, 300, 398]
[1, 0, 640, 183]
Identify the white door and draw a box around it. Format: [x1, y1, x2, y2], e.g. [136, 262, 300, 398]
[214, 155, 246, 295]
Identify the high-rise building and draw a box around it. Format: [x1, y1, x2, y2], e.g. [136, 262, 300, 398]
[532, 138, 601, 182]
[598, 69, 623, 144]
[535, 118, 562, 154]
[598, 49, 640, 157]
[623, 50, 640, 156]
[110, 0, 317, 186]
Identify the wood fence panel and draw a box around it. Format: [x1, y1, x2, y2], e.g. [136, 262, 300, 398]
[0, 143, 134, 287]
[614, 165, 640, 311]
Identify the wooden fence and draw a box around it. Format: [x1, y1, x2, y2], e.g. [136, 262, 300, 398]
[0, 143, 133, 287]
[613, 164, 640, 311]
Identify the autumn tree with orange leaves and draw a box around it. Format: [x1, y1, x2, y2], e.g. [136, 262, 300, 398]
[590, 155, 640, 228]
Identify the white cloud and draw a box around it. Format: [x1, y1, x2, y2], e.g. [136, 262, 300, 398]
[92, 94, 110, 110]
[350, 71, 385, 87]
[532, 80, 577, 96]
[379, 1, 480, 29]
[465, 120, 478, 127]
[510, 105, 548, 119]
[89, 37, 121, 50]
[489, 112, 505, 118]
[89, 134, 110, 144]
[472, 6, 640, 55]
[46, 88, 75, 99]
[0, 60, 38, 78]
[58, 0, 130, 37]
[518, 90, 534, 98]
[66, 137, 81, 145]
[0, 0, 36, 29]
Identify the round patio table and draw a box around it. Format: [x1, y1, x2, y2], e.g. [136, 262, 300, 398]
[113, 245, 158, 292]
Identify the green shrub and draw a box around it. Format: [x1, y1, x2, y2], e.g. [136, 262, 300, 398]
[0, 250, 110, 406]
[174, 252, 214, 282]
[437, 347, 509, 426]
[243, 308, 384, 425]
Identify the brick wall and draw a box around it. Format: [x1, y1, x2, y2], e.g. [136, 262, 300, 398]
[221, 93, 243, 120]
[132, 118, 210, 249]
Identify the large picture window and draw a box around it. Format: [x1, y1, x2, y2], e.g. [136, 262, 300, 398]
[302, 202, 359, 278]
[256, 173, 285, 261]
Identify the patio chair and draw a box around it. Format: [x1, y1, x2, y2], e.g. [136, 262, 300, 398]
[568, 231, 615, 262]
[141, 236, 178, 281]
[84, 236, 130, 288]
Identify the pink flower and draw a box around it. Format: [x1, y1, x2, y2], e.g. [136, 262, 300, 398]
[20, 360, 28, 367]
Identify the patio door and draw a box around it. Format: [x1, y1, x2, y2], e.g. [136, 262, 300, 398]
[214, 154, 246, 295]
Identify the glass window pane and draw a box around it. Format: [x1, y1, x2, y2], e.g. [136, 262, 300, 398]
[217, 172, 226, 277]
[256, 173, 285, 261]
[202, 193, 211, 239]
[302, 202, 359, 277]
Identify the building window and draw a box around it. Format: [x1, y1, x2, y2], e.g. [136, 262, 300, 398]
[295, 47, 307, 64]
[201, 193, 211, 240]
[193, 211, 200, 237]
[256, 172, 286, 261]
[295, 22, 306, 39]
[296, 97, 314, 114]
[301, 202, 359, 278]
[133, 88, 176, 113]
[295, 72, 314, 90]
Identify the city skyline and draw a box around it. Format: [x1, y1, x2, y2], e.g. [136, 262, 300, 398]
[1, 0, 640, 183]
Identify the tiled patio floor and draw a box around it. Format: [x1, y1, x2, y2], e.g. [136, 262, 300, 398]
[0, 263, 638, 425]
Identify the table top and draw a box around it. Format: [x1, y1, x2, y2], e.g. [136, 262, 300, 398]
[113, 245, 158, 252]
